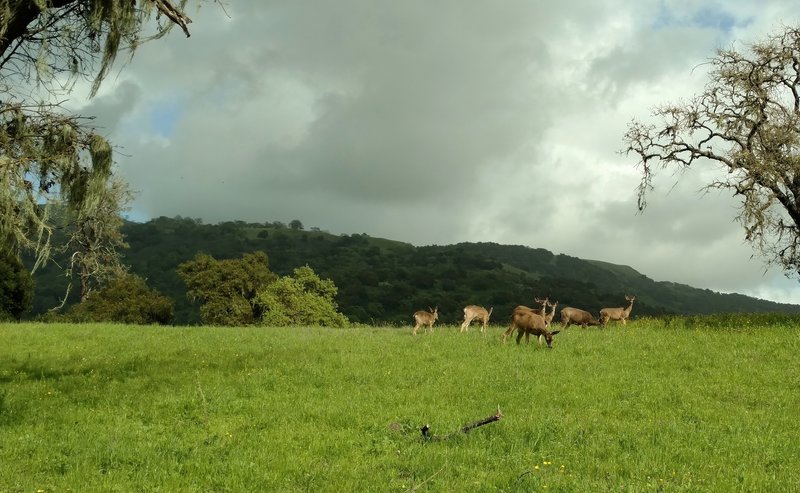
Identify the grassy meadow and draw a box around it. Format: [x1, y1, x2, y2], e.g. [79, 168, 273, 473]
[1, 318, 799, 492]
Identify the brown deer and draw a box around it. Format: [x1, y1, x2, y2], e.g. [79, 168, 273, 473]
[513, 296, 549, 316]
[503, 296, 549, 341]
[412, 306, 438, 335]
[504, 309, 561, 348]
[560, 307, 602, 328]
[599, 295, 636, 326]
[544, 300, 558, 325]
[460, 305, 493, 333]
[536, 300, 559, 345]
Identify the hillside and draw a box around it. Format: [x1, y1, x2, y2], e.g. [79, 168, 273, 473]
[27, 216, 800, 324]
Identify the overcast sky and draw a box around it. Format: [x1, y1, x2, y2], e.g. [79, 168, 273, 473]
[74, 1, 800, 305]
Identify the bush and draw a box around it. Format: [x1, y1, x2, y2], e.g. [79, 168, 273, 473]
[254, 266, 349, 327]
[0, 252, 34, 320]
[66, 273, 173, 324]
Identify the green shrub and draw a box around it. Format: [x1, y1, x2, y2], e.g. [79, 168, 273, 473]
[254, 265, 349, 327]
[0, 252, 34, 320]
[66, 273, 173, 324]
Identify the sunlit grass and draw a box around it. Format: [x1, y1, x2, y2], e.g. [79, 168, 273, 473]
[1, 319, 799, 491]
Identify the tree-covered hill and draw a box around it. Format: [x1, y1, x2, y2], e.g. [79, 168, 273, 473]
[28, 216, 800, 325]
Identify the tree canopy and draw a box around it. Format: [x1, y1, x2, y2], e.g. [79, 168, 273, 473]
[1, 0, 196, 279]
[65, 272, 173, 324]
[177, 251, 277, 326]
[624, 25, 800, 275]
[255, 265, 350, 327]
[176, 251, 350, 327]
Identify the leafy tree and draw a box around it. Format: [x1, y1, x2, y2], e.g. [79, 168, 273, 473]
[65, 273, 173, 324]
[254, 265, 349, 327]
[624, 25, 800, 275]
[176, 251, 277, 326]
[0, 251, 34, 320]
[289, 219, 304, 230]
[1, 0, 197, 272]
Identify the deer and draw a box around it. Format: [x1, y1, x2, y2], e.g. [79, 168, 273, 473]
[599, 295, 636, 326]
[502, 296, 549, 341]
[460, 305, 493, 333]
[412, 306, 438, 335]
[560, 307, 602, 328]
[544, 300, 558, 325]
[504, 308, 561, 348]
[513, 296, 550, 316]
[536, 300, 559, 345]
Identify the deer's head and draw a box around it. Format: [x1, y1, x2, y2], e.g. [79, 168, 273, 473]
[543, 330, 561, 348]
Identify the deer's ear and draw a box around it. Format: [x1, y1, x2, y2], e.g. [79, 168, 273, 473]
[550, 330, 561, 336]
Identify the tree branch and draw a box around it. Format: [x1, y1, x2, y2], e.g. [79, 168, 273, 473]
[420, 407, 504, 441]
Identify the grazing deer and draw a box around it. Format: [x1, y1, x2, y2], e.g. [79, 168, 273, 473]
[460, 305, 493, 333]
[599, 295, 636, 326]
[503, 296, 549, 341]
[560, 307, 602, 328]
[504, 309, 561, 348]
[412, 306, 438, 335]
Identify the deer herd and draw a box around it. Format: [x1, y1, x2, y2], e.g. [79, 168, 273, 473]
[412, 295, 636, 348]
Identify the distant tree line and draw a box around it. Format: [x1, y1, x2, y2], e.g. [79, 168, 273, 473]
[13, 216, 800, 326]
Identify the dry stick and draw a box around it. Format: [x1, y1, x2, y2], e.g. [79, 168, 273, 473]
[421, 407, 503, 441]
[404, 463, 446, 493]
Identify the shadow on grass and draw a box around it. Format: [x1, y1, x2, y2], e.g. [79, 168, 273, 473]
[0, 353, 153, 384]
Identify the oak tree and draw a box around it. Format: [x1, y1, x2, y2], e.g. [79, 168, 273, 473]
[1, 0, 196, 279]
[177, 251, 277, 326]
[624, 25, 800, 275]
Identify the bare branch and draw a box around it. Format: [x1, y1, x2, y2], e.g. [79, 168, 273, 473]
[622, 24, 800, 275]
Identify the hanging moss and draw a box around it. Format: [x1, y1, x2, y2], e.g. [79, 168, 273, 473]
[1, 0, 196, 275]
[89, 134, 113, 177]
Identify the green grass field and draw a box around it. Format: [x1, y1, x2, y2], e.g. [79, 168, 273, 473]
[1, 319, 799, 492]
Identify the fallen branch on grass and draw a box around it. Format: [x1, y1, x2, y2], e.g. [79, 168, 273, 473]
[404, 463, 446, 493]
[420, 406, 503, 441]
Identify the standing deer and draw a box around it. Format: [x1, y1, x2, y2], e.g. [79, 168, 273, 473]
[537, 300, 559, 345]
[504, 309, 561, 348]
[513, 296, 550, 316]
[460, 305, 493, 333]
[503, 297, 549, 341]
[544, 300, 558, 325]
[560, 307, 602, 328]
[599, 295, 636, 326]
[412, 306, 438, 335]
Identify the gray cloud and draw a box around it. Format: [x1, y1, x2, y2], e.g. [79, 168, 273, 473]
[74, 0, 800, 304]
[79, 81, 142, 136]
